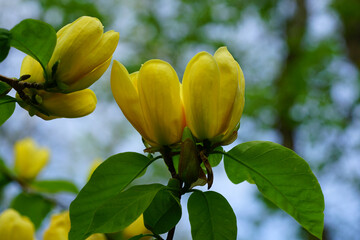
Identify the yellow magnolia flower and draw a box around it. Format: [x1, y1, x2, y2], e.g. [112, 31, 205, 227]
[122, 215, 150, 239]
[111, 60, 185, 147]
[0, 209, 35, 240]
[43, 211, 106, 240]
[182, 47, 245, 144]
[14, 138, 49, 180]
[21, 16, 119, 93]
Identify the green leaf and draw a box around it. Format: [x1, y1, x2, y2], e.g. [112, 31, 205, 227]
[10, 192, 54, 229]
[10, 19, 56, 73]
[31, 179, 78, 194]
[69, 152, 155, 240]
[0, 28, 11, 62]
[188, 191, 237, 240]
[0, 95, 16, 126]
[89, 184, 164, 236]
[144, 189, 182, 234]
[224, 141, 325, 239]
[0, 82, 11, 96]
[209, 146, 223, 167]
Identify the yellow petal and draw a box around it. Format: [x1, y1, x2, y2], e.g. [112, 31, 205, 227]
[122, 215, 150, 239]
[11, 217, 35, 240]
[40, 89, 97, 118]
[49, 16, 103, 67]
[0, 209, 35, 240]
[221, 63, 245, 143]
[111, 61, 154, 144]
[48, 17, 103, 85]
[138, 59, 184, 145]
[58, 30, 119, 92]
[43, 211, 70, 240]
[182, 51, 221, 140]
[214, 47, 240, 135]
[66, 56, 112, 92]
[86, 233, 107, 240]
[14, 138, 50, 180]
[20, 55, 45, 84]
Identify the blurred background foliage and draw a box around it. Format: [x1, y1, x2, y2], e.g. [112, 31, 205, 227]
[0, 0, 359, 239]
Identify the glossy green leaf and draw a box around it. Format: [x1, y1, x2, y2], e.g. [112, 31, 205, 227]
[10, 192, 54, 229]
[31, 179, 78, 194]
[0, 82, 11, 96]
[0, 95, 16, 126]
[188, 191, 237, 240]
[223, 141, 325, 239]
[69, 152, 155, 240]
[10, 19, 56, 72]
[0, 28, 11, 62]
[208, 146, 223, 167]
[144, 189, 182, 234]
[89, 184, 164, 236]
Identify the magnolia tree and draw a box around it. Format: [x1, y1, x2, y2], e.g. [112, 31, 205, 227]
[0, 17, 324, 240]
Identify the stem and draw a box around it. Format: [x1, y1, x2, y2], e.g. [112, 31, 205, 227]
[166, 227, 176, 240]
[0, 74, 45, 90]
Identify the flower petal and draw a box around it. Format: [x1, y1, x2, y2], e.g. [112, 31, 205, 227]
[40, 89, 97, 118]
[214, 47, 240, 135]
[182, 52, 220, 140]
[111, 61, 154, 144]
[20, 55, 45, 84]
[221, 63, 245, 143]
[49, 16, 104, 84]
[138, 59, 184, 145]
[14, 138, 49, 180]
[59, 30, 119, 91]
[66, 56, 112, 92]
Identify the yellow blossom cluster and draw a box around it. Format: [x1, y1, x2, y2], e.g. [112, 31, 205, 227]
[111, 47, 245, 147]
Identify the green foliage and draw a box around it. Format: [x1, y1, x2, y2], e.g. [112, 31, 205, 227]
[89, 184, 164, 236]
[188, 191, 237, 240]
[144, 189, 181, 234]
[208, 146, 223, 167]
[10, 192, 54, 229]
[10, 19, 56, 74]
[31, 179, 79, 194]
[0, 28, 11, 62]
[69, 152, 155, 240]
[224, 141, 325, 239]
[0, 95, 16, 126]
[0, 82, 11, 96]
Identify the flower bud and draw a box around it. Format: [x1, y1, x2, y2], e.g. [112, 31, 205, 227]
[0, 209, 35, 240]
[182, 47, 245, 145]
[43, 211, 106, 240]
[111, 60, 185, 147]
[14, 138, 49, 180]
[20, 16, 119, 93]
[17, 89, 97, 120]
[178, 127, 202, 187]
